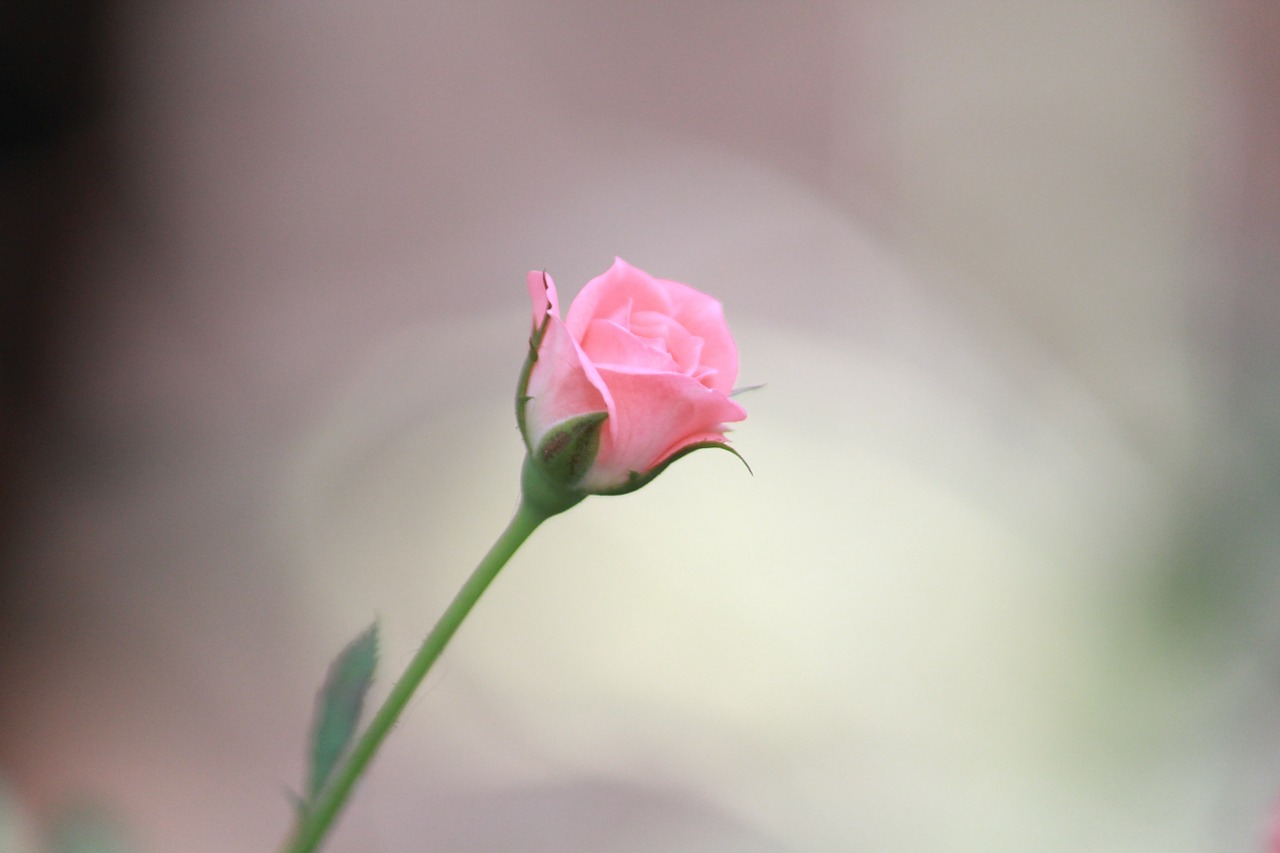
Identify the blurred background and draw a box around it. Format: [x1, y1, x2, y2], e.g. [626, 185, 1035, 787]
[2, 1, 1279, 850]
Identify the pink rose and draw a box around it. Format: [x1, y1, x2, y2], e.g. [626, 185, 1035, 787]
[517, 258, 747, 502]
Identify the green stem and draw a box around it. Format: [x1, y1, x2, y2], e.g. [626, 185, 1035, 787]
[282, 499, 549, 853]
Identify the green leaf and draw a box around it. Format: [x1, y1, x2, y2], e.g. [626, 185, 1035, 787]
[306, 622, 379, 805]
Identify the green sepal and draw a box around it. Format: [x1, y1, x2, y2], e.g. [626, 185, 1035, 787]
[306, 621, 379, 806]
[520, 454, 589, 520]
[533, 411, 608, 488]
[593, 441, 751, 497]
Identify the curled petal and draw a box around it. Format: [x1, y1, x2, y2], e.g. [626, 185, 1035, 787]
[526, 270, 559, 332]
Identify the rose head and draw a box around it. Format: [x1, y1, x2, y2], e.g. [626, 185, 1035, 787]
[517, 258, 747, 508]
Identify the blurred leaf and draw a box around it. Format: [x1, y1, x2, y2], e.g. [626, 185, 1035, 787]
[48, 804, 134, 853]
[306, 622, 379, 805]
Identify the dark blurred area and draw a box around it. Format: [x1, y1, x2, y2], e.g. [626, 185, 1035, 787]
[1, 0, 109, 554]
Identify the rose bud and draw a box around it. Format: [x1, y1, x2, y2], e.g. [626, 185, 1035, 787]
[516, 258, 747, 515]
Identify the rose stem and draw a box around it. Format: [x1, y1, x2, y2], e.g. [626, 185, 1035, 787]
[281, 499, 548, 853]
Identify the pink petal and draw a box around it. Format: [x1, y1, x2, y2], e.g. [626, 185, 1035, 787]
[565, 258, 671, 340]
[579, 318, 682, 374]
[526, 270, 560, 329]
[628, 310, 705, 376]
[524, 296, 613, 450]
[656, 278, 738, 395]
[583, 367, 746, 491]
[566, 259, 739, 396]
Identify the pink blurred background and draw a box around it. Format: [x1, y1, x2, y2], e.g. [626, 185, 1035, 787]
[3, 2, 1279, 850]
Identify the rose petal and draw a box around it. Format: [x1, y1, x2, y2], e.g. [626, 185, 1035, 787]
[526, 270, 560, 329]
[567, 259, 739, 395]
[524, 303, 613, 451]
[628, 310, 705, 376]
[656, 279, 738, 395]
[565, 258, 672, 340]
[579, 318, 682, 374]
[583, 366, 746, 491]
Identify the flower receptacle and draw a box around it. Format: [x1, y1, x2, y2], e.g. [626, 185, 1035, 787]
[520, 454, 589, 520]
